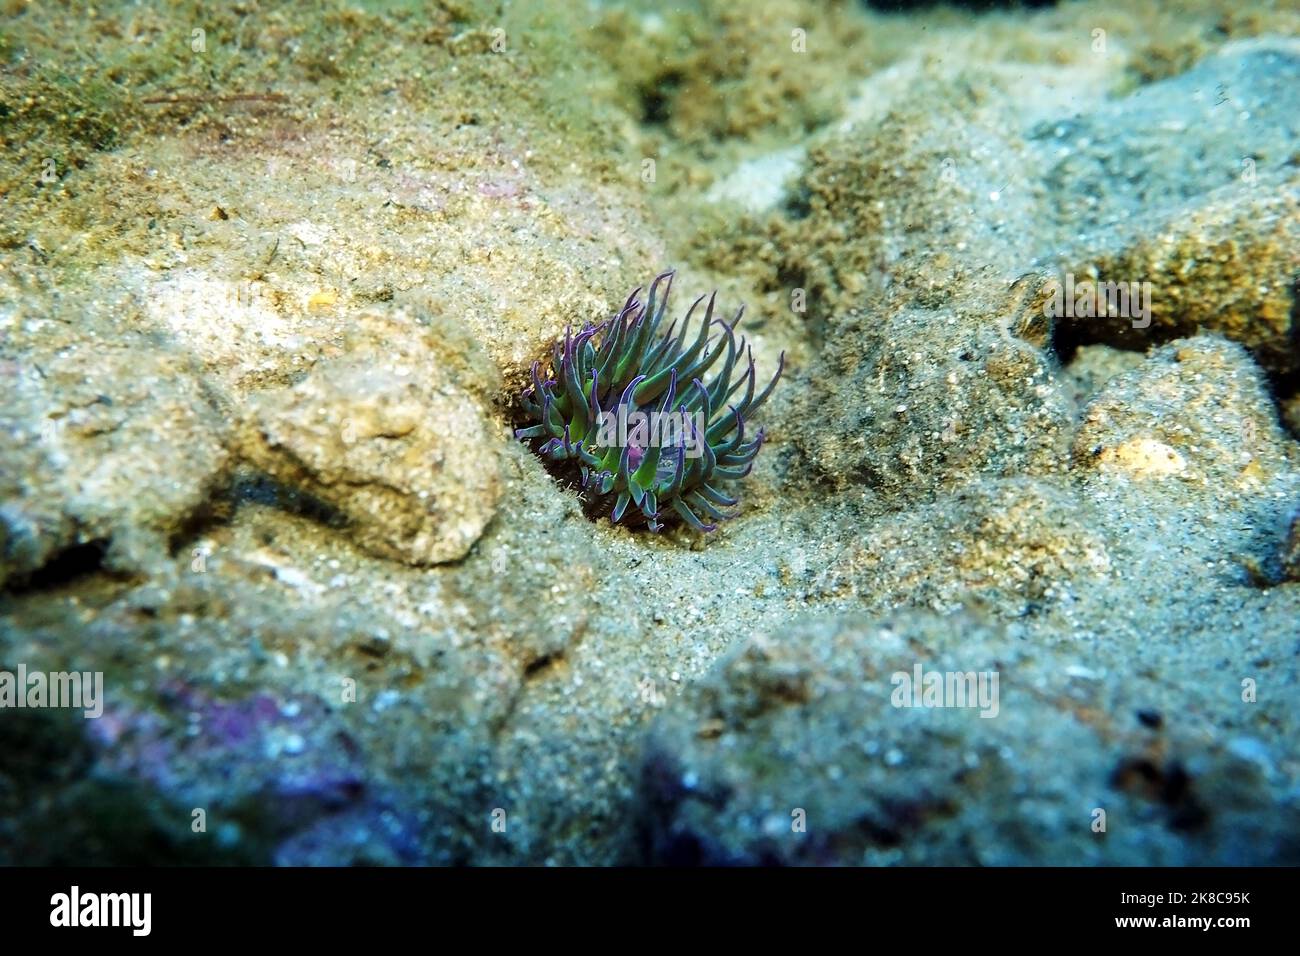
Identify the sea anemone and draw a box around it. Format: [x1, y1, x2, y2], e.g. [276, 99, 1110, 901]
[516, 270, 783, 532]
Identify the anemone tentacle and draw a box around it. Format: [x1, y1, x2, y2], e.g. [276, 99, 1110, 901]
[515, 270, 782, 531]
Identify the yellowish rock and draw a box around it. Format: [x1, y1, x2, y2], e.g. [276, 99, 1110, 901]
[306, 289, 339, 311]
[1096, 437, 1187, 479]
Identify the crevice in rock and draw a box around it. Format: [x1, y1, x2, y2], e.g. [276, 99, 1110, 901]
[1111, 756, 1211, 833]
[4, 539, 109, 593]
[227, 471, 349, 529]
[523, 650, 565, 681]
[638, 70, 684, 127]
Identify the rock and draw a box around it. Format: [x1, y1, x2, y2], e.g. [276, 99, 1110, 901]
[1052, 183, 1300, 373]
[1038, 41, 1300, 373]
[640, 611, 1300, 865]
[1283, 393, 1300, 439]
[1282, 511, 1300, 582]
[803, 478, 1111, 617]
[721, 63, 1077, 502]
[1073, 336, 1296, 495]
[1095, 438, 1187, 480]
[0, 336, 230, 586]
[795, 306, 1073, 502]
[1061, 344, 1147, 409]
[1039, 40, 1300, 229]
[238, 319, 503, 565]
[1072, 335, 1300, 591]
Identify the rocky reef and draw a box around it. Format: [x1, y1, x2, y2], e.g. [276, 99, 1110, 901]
[1, 0, 1298, 865]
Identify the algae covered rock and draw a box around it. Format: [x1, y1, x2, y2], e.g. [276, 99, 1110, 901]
[795, 305, 1072, 502]
[806, 478, 1111, 616]
[640, 611, 1300, 865]
[1038, 40, 1300, 373]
